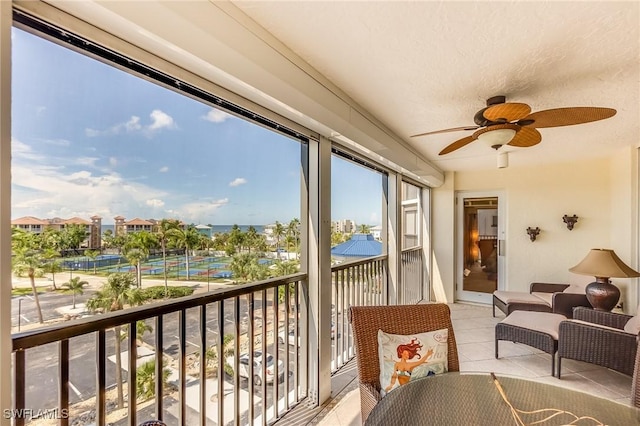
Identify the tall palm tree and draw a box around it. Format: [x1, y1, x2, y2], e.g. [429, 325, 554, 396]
[358, 224, 371, 234]
[153, 219, 180, 296]
[287, 218, 301, 259]
[124, 231, 156, 287]
[273, 221, 285, 255]
[170, 226, 200, 280]
[41, 248, 62, 290]
[124, 247, 146, 288]
[228, 225, 245, 253]
[86, 273, 146, 408]
[84, 249, 100, 275]
[245, 226, 258, 254]
[12, 248, 45, 323]
[61, 276, 88, 309]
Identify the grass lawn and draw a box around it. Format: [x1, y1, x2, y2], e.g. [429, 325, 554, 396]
[12, 286, 50, 296]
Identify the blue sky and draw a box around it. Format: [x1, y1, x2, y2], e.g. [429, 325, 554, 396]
[11, 27, 382, 227]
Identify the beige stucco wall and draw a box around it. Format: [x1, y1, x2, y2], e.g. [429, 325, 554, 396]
[432, 149, 639, 313]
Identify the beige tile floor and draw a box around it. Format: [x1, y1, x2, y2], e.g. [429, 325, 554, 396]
[286, 302, 634, 426]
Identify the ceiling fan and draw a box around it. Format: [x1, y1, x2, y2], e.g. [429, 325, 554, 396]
[411, 96, 617, 156]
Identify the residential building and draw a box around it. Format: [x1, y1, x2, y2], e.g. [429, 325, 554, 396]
[11, 215, 102, 249]
[332, 219, 356, 234]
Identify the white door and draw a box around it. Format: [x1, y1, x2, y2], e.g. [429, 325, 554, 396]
[455, 191, 506, 304]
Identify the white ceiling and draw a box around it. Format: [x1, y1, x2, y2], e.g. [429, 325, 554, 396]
[231, 1, 640, 172]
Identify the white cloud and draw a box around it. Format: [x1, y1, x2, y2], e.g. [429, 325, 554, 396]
[229, 177, 247, 187]
[177, 198, 229, 222]
[44, 138, 71, 147]
[76, 157, 100, 167]
[203, 108, 231, 123]
[146, 199, 165, 208]
[11, 141, 169, 221]
[148, 110, 175, 131]
[84, 110, 175, 137]
[109, 157, 118, 167]
[125, 116, 142, 132]
[159, 166, 169, 173]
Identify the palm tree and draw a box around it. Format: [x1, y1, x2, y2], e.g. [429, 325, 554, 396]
[273, 221, 285, 255]
[153, 219, 180, 296]
[228, 225, 245, 253]
[287, 218, 300, 259]
[41, 248, 62, 290]
[61, 276, 88, 309]
[102, 229, 115, 250]
[86, 273, 146, 408]
[245, 226, 258, 254]
[123, 247, 146, 288]
[358, 224, 371, 234]
[136, 359, 170, 402]
[229, 253, 255, 282]
[272, 259, 299, 277]
[84, 249, 100, 275]
[12, 248, 45, 323]
[170, 226, 200, 280]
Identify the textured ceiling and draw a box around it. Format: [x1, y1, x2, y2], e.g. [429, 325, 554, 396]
[233, 1, 640, 172]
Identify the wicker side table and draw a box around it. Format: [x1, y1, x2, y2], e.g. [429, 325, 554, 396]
[495, 311, 566, 376]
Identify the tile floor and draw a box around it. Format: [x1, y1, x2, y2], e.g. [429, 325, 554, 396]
[278, 302, 634, 425]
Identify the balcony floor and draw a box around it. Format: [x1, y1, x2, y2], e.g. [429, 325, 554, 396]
[276, 302, 634, 425]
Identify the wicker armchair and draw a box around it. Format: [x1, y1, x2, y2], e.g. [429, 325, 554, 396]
[633, 338, 640, 408]
[558, 307, 638, 378]
[349, 304, 459, 424]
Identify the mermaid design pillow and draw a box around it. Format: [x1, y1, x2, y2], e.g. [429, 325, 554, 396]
[378, 328, 448, 396]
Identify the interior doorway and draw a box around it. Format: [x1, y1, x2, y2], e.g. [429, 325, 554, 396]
[456, 192, 505, 304]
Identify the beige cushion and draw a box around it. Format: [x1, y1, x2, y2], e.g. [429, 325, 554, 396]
[493, 291, 549, 306]
[624, 306, 640, 334]
[531, 292, 554, 306]
[377, 328, 448, 397]
[501, 311, 566, 339]
[568, 319, 633, 334]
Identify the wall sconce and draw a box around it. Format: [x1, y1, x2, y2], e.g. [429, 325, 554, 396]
[526, 227, 541, 242]
[563, 214, 579, 230]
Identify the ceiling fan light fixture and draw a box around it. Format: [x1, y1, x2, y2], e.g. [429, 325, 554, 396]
[497, 151, 509, 169]
[477, 128, 517, 149]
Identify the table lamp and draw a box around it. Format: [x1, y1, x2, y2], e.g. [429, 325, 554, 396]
[569, 248, 640, 311]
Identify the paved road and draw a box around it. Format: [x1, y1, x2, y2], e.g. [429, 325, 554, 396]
[10, 281, 299, 423]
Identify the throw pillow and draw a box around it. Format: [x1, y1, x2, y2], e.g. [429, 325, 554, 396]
[378, 328, 448, 396]
[623, 305, 640, 334]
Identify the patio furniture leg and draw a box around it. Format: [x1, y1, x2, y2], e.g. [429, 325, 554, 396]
[558, 357, 562, 379]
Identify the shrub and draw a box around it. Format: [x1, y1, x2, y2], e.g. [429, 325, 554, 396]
[141, 286, 195, 300]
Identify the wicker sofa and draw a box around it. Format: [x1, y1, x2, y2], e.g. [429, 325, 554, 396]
[558, 307, 638, 378]
[493, 274, 593, 319]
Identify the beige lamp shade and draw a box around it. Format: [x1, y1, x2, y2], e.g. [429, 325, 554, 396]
[569, 249, 640, 279]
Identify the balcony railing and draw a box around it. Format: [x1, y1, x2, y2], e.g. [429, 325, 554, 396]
[331, 255, 388, 372]
[10, 254, 398, 426]
[401, 247, 423, 305]
[11, 273, 307, 426]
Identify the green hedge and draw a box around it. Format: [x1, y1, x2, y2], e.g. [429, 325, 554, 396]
[141, 286, 195, 300]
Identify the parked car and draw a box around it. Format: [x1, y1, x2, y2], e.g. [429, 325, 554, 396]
[225, 351, 284, 386]
[278, 328, 299, 346]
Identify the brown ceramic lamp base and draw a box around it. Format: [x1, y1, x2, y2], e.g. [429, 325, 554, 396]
[585, 277, 619, 311]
